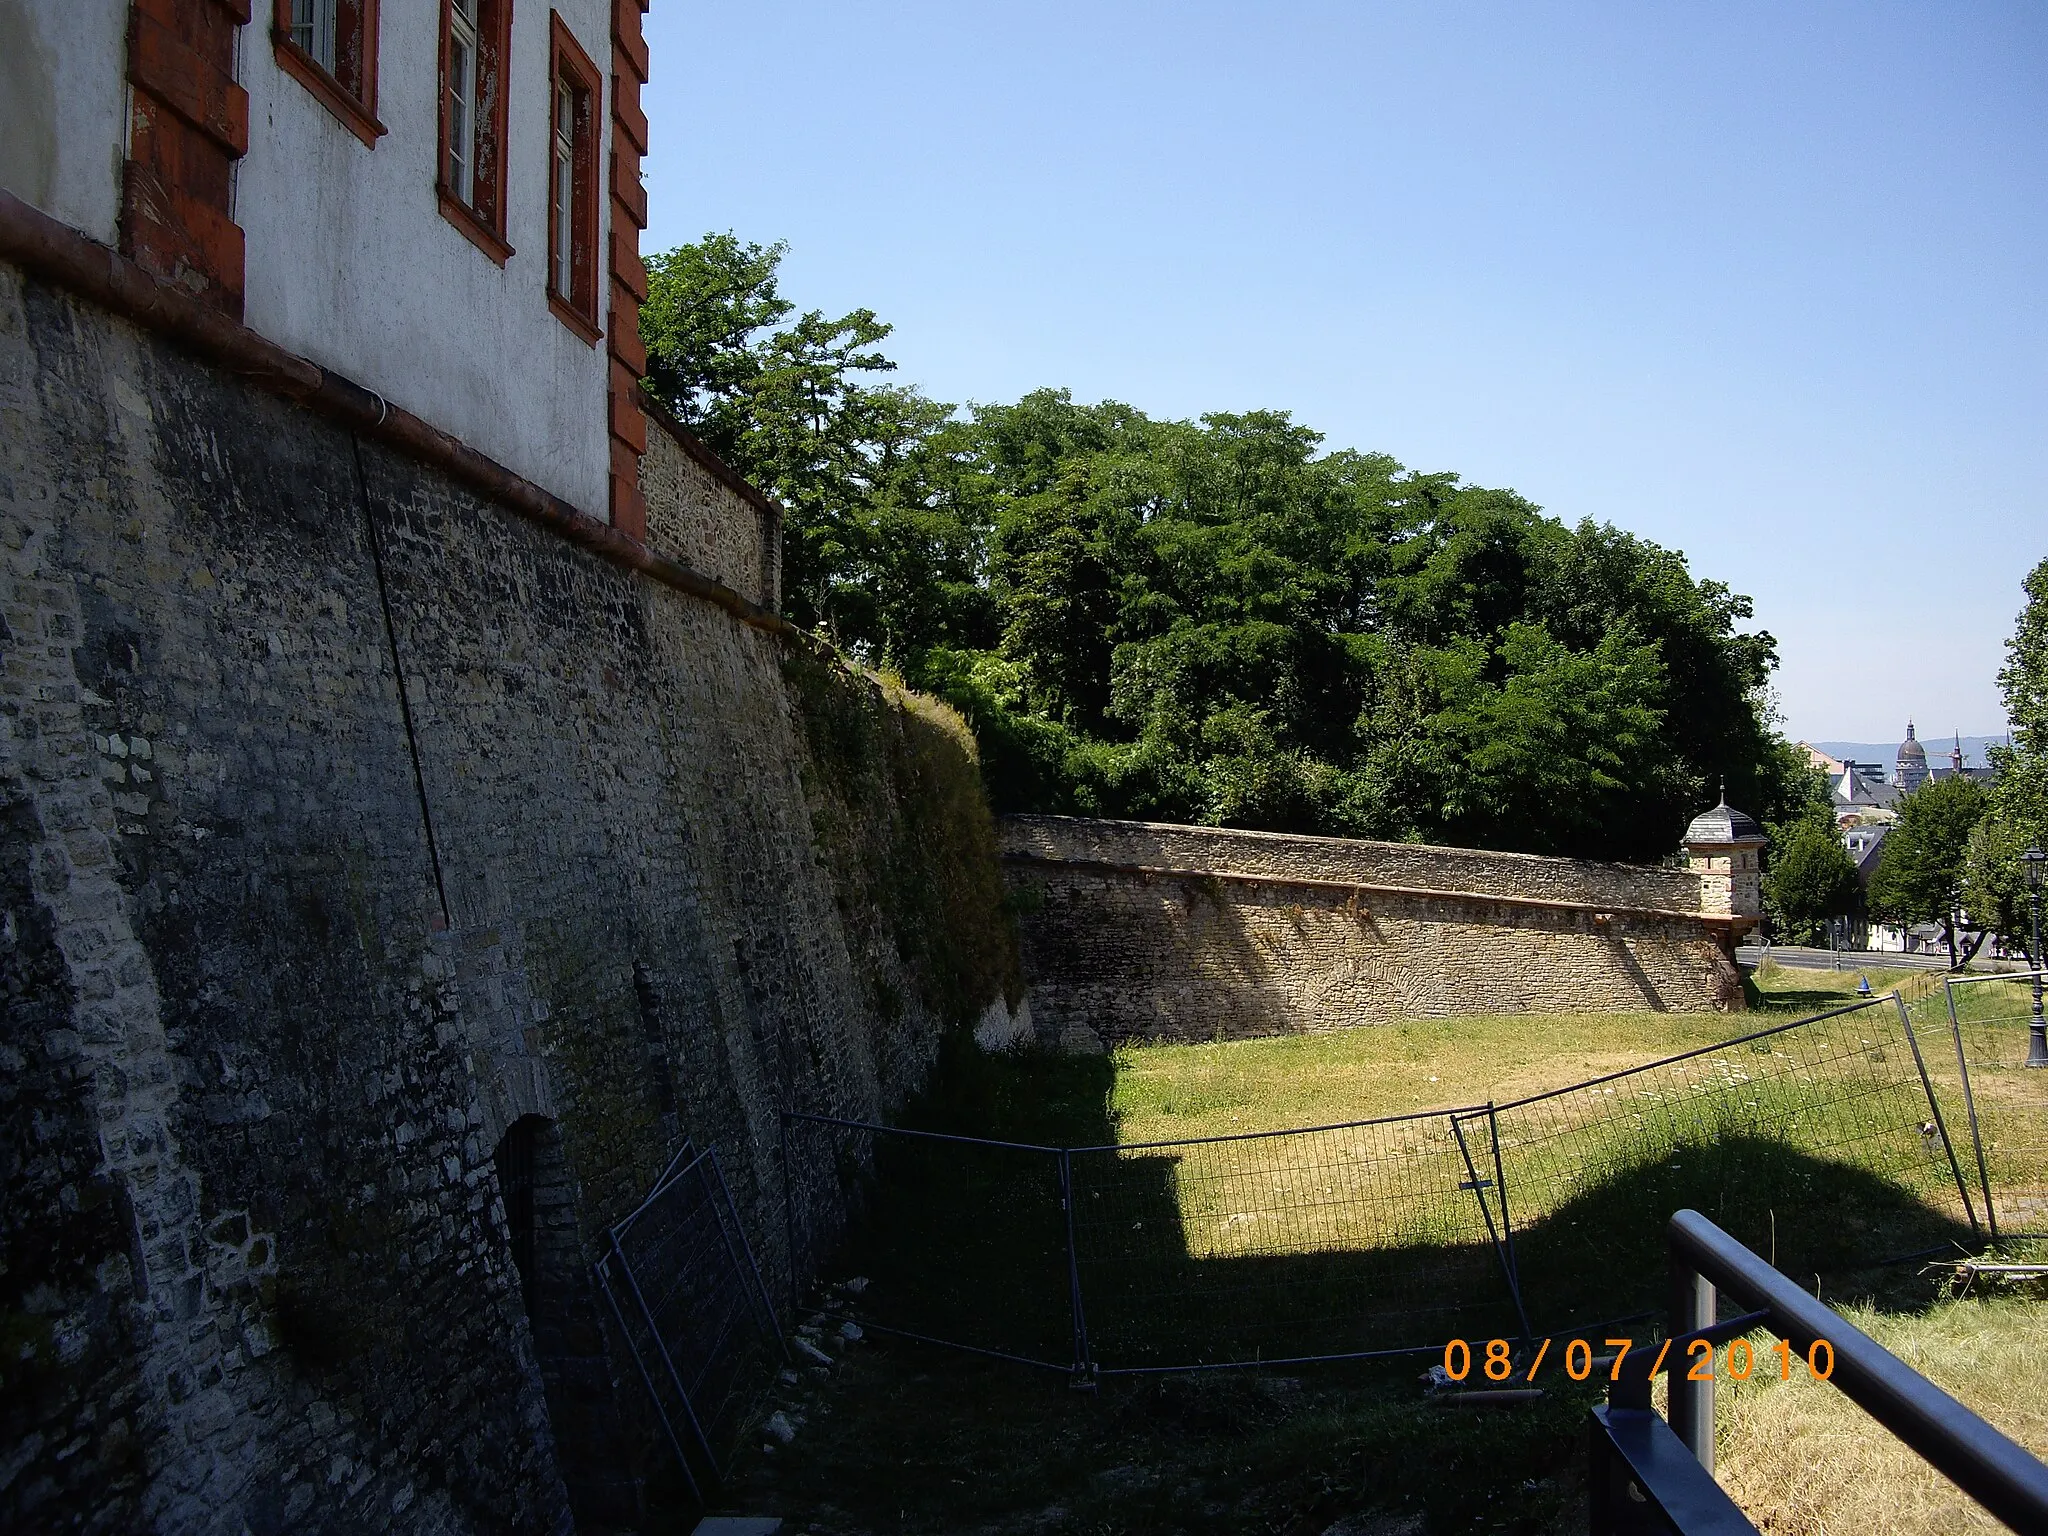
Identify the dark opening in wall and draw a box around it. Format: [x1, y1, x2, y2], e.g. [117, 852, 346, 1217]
[492, 1115, 637, 1527]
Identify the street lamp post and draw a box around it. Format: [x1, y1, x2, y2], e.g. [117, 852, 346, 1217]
[2024, 846, 2047, 1069]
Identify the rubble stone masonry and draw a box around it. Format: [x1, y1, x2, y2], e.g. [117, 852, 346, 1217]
[0, 262, 1009, 1532]
[1002, 815, 1745, 1050]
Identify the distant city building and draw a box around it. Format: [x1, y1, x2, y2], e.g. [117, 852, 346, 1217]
[1842, 822, 1888, 881]
[1927, 731, 1996, 786]
[1799, 743, 1901, 823]
[1893, 721, 1929, 791]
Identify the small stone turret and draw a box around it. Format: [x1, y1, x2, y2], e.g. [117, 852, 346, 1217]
[1685, 797, 1766, 944]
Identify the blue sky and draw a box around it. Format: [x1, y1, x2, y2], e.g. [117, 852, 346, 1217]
[642, 1, 2044, 745]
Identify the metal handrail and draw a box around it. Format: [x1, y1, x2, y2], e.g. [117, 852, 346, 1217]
[1666, 1209, 2048, 1533]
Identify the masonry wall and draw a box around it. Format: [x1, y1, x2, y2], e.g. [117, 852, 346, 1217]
[1002, 816, 1743, 1050]
[638, 408, 781, 612]
[0, 263, 1014, 1533]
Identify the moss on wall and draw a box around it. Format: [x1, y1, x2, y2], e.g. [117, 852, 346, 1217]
[783, 644, 1021, 1043]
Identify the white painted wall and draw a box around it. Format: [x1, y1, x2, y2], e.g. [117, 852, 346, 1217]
[0, 0, 128, 244]
[239, 1, 615, 517]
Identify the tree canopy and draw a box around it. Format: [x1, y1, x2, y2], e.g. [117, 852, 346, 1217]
[641, 234, 1820, 865]
[1965, 557, 2048, 958]
[1763, 808, 1862, 946]
[1870, 776, 1990, 968]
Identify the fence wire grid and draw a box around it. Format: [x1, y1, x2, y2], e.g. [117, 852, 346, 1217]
[782, 988, 2029, 1377]
[1918, 971, 2048, 1241]
[595, 1142, 785, 1502]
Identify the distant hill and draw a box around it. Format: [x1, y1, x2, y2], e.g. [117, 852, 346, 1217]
[1808, 736, 2009, 772]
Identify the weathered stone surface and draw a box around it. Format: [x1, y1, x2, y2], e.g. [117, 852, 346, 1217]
[638, 413, 779, 612]
[1002, 815, 1745, 1047]
[0, 262, 1008, 1532]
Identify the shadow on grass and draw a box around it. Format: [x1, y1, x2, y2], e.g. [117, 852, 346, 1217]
[800, 1039, 1975, 1372]
[1757, 985, 1887, 1013]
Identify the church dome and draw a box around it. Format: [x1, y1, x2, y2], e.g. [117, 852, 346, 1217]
[1684, 797, 1765, 846]
[1895, 720, 1930, 790]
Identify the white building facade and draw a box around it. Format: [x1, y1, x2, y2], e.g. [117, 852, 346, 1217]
[0, 0, 651, 530]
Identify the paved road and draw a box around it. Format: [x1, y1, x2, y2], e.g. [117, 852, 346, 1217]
[1736, 945, 2030, 974]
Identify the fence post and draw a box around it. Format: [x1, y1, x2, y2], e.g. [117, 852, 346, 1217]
[1450, 1111, 1532, 1342]
[1668, 1253, 1715, 1471]
[1485, 1103, 1527, 1339]
[1058, 1149, 1095, 1384]
[1892, 990, 1981, 1238]
[707, 1148, 789, 1356]
[780, 1111, 800, 1314]
[1943, 980, 1999, 1242]
[593, 1252, 704, 1506]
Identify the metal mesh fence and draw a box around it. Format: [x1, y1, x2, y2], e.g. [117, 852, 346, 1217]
[779, 993, 1987, 1377]
[595, 1144, 784, 1500]
[1068, 1110, 1521, 1370]
[1492, 995, 1974, 1336]
[1921, 973, 2048, 1239]
[782, 1113, 1075, 1369]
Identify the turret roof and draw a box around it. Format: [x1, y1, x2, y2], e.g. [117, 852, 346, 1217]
[1684, 798, 1765, 846]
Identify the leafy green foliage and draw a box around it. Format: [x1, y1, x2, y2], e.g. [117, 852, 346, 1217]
[1762, 810, 1862, 944]
[1869, 776, 1990, 965]
[643, 234, 1811, 864]
[1968, 556, 2048, 955]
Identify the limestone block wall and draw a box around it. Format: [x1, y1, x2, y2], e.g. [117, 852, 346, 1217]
[0, 263, 1011, 1533]
[638, 404, 782, 613]
[1002, 816, 1743, 1050]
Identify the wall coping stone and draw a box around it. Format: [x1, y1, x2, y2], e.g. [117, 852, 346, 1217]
[999, 814, 1710, 916]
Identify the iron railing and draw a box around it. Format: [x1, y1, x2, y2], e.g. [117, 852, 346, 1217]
[1593, 1208, 2048, 1534]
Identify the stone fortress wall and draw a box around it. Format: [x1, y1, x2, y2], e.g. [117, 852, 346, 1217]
[0, 260, 1017, 1533]
[637, 398, 784, 614]
[1001, 815, 1747, 1050]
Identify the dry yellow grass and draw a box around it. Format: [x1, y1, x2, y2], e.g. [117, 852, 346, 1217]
[1710, 1294, 2048, 1534]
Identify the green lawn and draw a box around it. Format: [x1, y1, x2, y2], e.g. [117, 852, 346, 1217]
[1106, 963, 1929, 1144]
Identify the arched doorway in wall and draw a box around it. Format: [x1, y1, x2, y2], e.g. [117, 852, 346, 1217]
[493, 1116, 637, 1528]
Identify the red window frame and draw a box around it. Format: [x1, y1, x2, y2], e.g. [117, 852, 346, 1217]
[437, 0, 515, 264]
[271, 0, 385, 148]
[546, 13, 603, 344]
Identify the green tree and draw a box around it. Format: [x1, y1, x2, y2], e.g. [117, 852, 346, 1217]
[1762, 813, 1861, 946]
[1968, 556, 2048, 959]
[639, 234, 792, 460]
[639, 234, 990, 656]
[1963, 813, 2036, 958]
[639, 235, 1815, 866]
[1868, 776, 1991, 967]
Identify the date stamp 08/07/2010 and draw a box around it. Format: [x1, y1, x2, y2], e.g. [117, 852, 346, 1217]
[1440, 1335, 1836, 1385]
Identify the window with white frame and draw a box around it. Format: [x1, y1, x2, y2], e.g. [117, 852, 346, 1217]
[447, 0, 479, 204]
[438, 0, 511, 258]
[546, 14, 601, 339]
[273, 0, 382, 145]
[291, 0, 339, 73]
[552, 76, 575, 296]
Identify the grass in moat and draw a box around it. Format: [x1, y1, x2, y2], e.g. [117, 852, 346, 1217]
[718, 970, 2043, 1535]
[723, 1281, 2048, 1536]
[1105, 962, 1920, 1145]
